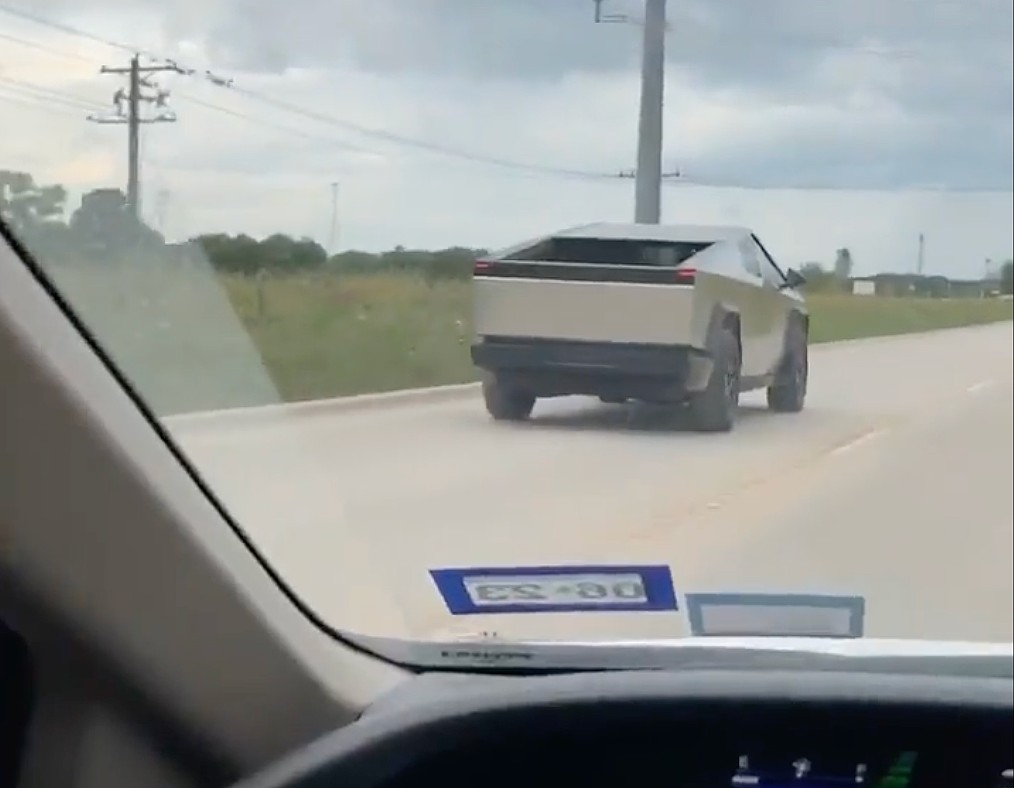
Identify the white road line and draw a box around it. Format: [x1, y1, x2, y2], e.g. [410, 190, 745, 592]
[966, 379, 996, 394]
[828, 428, 887, 457]
[822, 376, 998, 460]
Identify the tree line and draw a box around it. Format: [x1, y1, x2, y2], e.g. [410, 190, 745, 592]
[1, 169, 487, 281]
[3, 168, 1012, 294]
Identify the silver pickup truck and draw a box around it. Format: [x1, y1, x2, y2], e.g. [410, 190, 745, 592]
[470, 222, 809, 432]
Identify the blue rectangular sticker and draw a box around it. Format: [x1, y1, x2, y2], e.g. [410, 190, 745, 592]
[684, 592, 865, 638]
[429, 564, 678, 615]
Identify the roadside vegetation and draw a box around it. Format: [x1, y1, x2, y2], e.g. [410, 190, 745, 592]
[230, 274, 1014, 400]
[42, 265, 1013, 415]
[4, 169, 1013, 414]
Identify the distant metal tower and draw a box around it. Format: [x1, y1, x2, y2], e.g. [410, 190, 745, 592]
[154, 188, 170, 233]
[328, 181, 340, 255]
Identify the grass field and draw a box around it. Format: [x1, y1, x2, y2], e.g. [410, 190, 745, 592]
[44, 265, 1013, 415]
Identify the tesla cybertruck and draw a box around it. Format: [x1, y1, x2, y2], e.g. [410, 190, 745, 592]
[470, 222, 809, 432]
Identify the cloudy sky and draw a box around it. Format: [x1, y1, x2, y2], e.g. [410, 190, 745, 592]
[1, 0, 1011, 276]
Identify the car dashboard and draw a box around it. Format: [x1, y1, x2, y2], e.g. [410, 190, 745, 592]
[232, 667, 1013, 788]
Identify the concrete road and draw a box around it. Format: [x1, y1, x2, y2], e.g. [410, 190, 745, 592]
[167, 323, 1013, 644]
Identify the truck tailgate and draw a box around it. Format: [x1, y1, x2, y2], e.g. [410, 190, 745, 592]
[474, 276, 696, 346]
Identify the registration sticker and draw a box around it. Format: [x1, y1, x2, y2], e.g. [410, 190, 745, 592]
[684, 592, 866, 638]
[429, 564, 678, 615]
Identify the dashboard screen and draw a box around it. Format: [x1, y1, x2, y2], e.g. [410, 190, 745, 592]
[730, 751, 915, 786]
[387, 696, 1011, 788]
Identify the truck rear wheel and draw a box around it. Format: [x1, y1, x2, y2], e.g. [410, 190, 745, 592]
[687, 328, 740, 433]
[482, 374, 536, 421]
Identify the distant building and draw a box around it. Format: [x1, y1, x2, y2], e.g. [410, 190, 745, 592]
[850, 278, 876, 296]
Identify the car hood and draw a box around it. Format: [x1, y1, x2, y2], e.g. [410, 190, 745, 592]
[356, 635, 1012, 723]
[353, 632, 1013, 675]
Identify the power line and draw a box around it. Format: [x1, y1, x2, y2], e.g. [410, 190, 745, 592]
[0, 29, 95, 62]
[661, 177, 1012, 193]
[0, 3, 145, 56]
[1, 26, 385, 161]
[0, 81, 93, 111]
[0, 89, 85, 117]
[172, 93, 380, 157]
[0, 75, 104, 111]
[223, 84, 617, 180]
[89, 55, 184, 218]
[0, 4, 619, 180]
[3, 3, 1009, 193]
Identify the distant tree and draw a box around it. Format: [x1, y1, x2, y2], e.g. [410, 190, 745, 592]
[259, 234, 327, 271]
[194, 232, 327, 274]
[1001, 259, 1013, 295]
[193, 233, 262, 274]
[327, 245, 487, 281]
[798, 261, 836, 292]
[0, 169, 67, 237]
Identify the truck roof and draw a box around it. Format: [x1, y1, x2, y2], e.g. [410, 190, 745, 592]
[554, 222, 750, 244]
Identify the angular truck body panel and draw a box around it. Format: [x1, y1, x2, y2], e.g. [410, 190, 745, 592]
[473, 276, 697, 346]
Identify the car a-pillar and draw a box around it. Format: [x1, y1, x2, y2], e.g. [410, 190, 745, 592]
[687, 309, 742, 433]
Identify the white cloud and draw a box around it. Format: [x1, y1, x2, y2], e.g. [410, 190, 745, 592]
[0, 0, 1011, 278]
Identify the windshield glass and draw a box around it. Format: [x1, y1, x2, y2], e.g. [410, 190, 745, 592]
[2, 0, 1012, 652]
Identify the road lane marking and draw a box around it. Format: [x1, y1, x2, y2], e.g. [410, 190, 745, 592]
[828, 427, 887, 457]
[622, 421, 900, 536]
[966, 379, 995, 394]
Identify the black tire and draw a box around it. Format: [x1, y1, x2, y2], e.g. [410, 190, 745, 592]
[482, 374, 536, 421]
[687, 327, 741, 433]
[767, 327, 808, 413]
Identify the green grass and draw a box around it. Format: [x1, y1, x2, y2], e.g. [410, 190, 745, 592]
[805, 294, 1013, 343]
[40, 264, 1013, 415]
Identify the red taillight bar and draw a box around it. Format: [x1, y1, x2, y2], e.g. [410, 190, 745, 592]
[474, 259, 492, 274]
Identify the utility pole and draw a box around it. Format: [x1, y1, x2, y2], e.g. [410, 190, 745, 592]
[634, 0, 667, 224]
[594, 0, 668, 224]
[89, 54, 182, 219]
[916, 233, 925, 275]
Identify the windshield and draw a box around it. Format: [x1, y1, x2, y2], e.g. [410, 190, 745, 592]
[1, 0, 1011, 654]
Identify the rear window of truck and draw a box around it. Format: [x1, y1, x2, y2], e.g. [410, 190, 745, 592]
[505, 237, 711, 267]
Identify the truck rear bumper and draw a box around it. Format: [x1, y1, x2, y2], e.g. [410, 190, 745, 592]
[471, 337, 713, 401]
